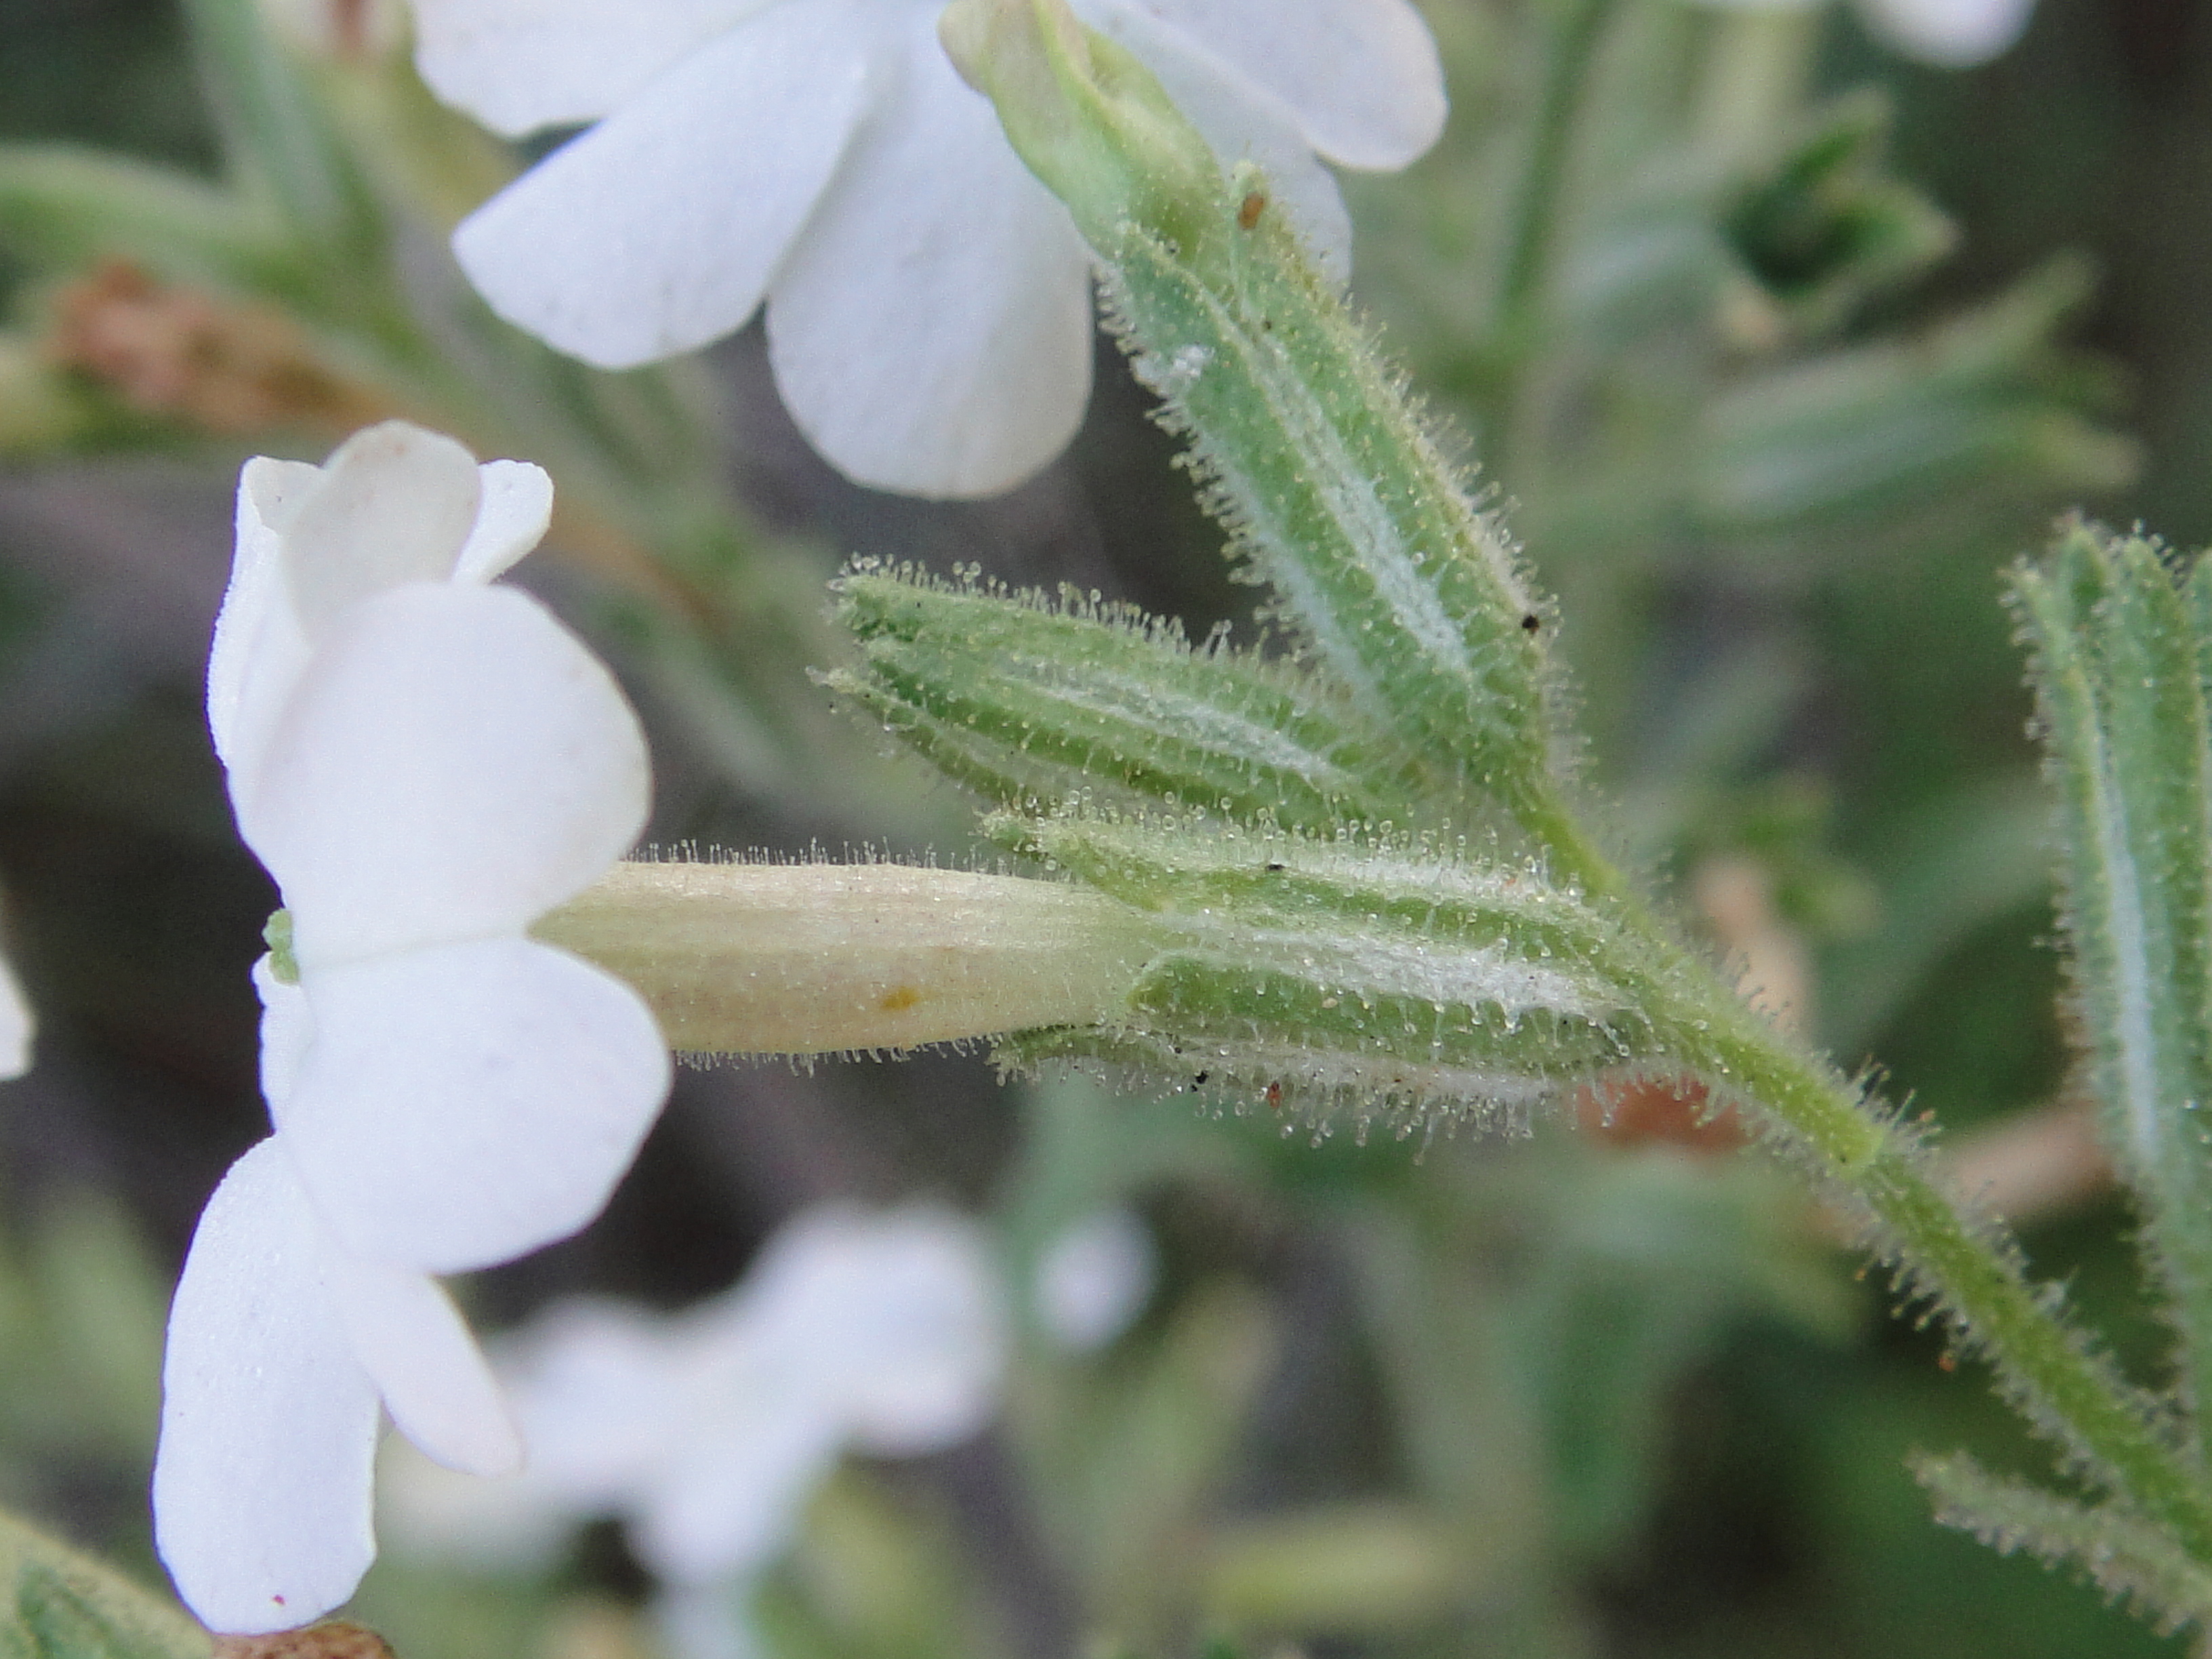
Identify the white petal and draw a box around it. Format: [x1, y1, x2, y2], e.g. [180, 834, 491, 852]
[208, 457, 319, 792]
[766, 24, 1095, 497]
[453, 459, 555, 583]
[411, 0, 771, 138]
[832, 1216, 1005, 1454]
[154, 1141, 382, 1635]
[1035, 1208, 1155, 1352]
[1085, 0, 1446, 169]
[499, 1298, 689, 1505]
[0, 945, 32, 1080]
[451, 3, 874, 371]
[632, 1399, 841, 1584]
[324, 1250, 521, 1477]
[254, 958, 312, 1110]
[279, 936, 670, 1273]
[743, 1206, 1005, 1454]
[1086, 6, 1353, 281]
[239, 583, 649, 964]
[1853, 0, 2034, 64]
[281, 423, 483, 640]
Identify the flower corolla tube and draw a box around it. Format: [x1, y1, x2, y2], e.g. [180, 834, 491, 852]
[408, 0, 1448, 499]
[154, 420, 672, 1635]
[383, 1204, 1006, 1653]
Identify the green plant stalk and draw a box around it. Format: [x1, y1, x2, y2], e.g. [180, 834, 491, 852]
[1651, 945, 2212, 1557]
[1489, 0, 1625, 481]
[1691, 9, 1820, 165]
[1497, 0, 1622, 329]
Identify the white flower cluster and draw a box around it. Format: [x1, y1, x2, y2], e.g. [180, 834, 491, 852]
[386, 1204, 1008, 1656]
[155, 422, 672, 1634]
[409, 0, 1448, 499]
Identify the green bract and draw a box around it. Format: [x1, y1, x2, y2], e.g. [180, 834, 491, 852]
[826, 567, 1427, 833]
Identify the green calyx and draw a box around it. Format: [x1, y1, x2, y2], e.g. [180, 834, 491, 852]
[937, 0, 1223, 269]
[987, 811, 1679, 1132]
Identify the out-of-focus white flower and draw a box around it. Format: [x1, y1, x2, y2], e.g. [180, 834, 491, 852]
[0, 943, 32, 1079]
[384, 1204, 1006, 1656]
[1035, 1206, 1155, 1351]
[407, 0, 1447, 499]
[1855, 0, 2032, 65]
[1690, 0, 2032, 68]
[155, 421, 672, 1635]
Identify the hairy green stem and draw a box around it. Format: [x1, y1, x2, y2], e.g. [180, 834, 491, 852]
[1664, 956, 2212, 1557]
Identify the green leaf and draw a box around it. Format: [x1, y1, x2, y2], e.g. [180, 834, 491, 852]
[1101, 210, 1558, 830]
[1701, 262, 2137, 540]
[1917, 1451, 2212, 1635]
[1722, 91, 1956, 337]
[825, 564, 1427, 832]
[0, 1510, 207, 1659]
[2011, 521, 2212, 1418]
[178, 0, 383, 262]
[1015, 1279, 1278, 1641]
[0, 146, 296, 293]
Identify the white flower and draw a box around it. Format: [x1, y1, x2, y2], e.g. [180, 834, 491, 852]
[1034, 1206, 1155, 1351]
[1690, 0, 2032, 68]
[1853, 0, 2032, 65]
[155, 421, 673, 1635]
[409, 0, 1448, 499]
[384, 1204, 1006, 1654]
[0, 944, 31, 1079]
